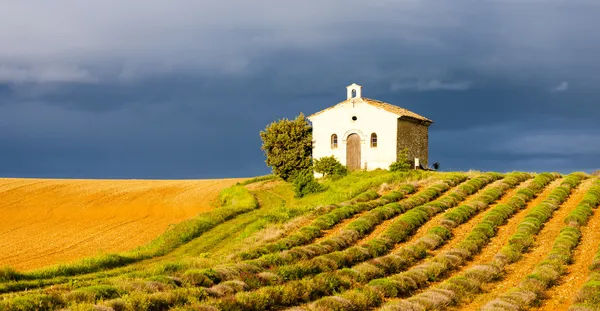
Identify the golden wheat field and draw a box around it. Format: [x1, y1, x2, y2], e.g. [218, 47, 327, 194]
[0, 178, 243, 271]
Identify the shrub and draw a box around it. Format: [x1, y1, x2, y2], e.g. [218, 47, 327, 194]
[390, 148, 411, 172]
[260, 113, 313, 181]
[293, 170, 326, 198]
[432, 162, 440, 170]
[314, 156, 348, 178]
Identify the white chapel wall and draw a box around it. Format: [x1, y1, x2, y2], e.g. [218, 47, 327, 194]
[309, 99, 398, 172]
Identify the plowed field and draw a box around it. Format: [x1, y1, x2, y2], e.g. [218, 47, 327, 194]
[0, 178, 242, 271]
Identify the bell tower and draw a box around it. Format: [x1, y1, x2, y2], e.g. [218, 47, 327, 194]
[346, 83, 362, 100]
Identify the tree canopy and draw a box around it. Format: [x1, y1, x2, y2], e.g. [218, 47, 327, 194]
[260, 113, 313, 181]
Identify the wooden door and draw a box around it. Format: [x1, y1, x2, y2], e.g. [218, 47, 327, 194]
[346, 133, 361, 171]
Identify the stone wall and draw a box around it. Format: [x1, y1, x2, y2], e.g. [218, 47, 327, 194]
[396, 118, 429, 167]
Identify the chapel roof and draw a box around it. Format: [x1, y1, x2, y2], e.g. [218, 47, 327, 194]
[308, 97, 433, 124]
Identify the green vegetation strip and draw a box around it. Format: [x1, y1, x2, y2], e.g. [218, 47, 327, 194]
[0, 185, 259, 282]
[570, 210, 600, 311]
[238, 185, 414, 260]
[378, 172, 587, 311]
[189, 174, 470, 288]
[199, 173, 517, 310]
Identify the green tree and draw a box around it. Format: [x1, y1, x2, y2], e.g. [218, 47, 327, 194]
[260, 113, 313, 182]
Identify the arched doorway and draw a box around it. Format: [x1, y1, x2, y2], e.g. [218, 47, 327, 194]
[346, 133, 361, 171]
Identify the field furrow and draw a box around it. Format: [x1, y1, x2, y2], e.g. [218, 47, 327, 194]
[198, 173, 528, 310]
[453, 178, 565, 270]
[394, 179, 550, 294]
[376, 173, 587, 311]
[384, 178, 509, 254]
[357, 178, 492, 247]
[284, 173, 548, 311]
[569, 222, 600, 311]
[401, 179, 564, 306]
[535, 195, 600, 311]
[480, 178, 600, 311]
[3, 172, 599, 311]
[195, 175, 471, 289]
[463, 178, 594, 310]
[236, 184, 414, 261]
[431, 179, 535, 257]
[315, 209, 375, 243]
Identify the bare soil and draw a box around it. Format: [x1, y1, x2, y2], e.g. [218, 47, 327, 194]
[532, 179, 600, 311]
[433, 178, 532, 255]
[390, 178, 509, 253]
[454, 178, 595, 310]
[314, 210, 370, 243]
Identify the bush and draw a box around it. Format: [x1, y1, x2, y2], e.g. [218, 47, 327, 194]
[314, 156, 348, 178]
[260, 113, 313, 181]
[390, 148, 411, 172]
[293, 170, 326, 198]
[432, 162, 440, 170]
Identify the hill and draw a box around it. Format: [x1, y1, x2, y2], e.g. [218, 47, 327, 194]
[1, 171, 599, 311]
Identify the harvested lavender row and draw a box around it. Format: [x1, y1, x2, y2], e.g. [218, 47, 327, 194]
[482, 177, 600, 311]
[569, 202, 600, 311]
[378, 172, 587, 311]
[199, 173, 524, 310]
[237, 185, 414, 260]
[185, 174, 470, 288]
[297, 172, 551, 311]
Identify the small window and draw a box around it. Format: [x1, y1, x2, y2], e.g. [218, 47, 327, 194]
[371, 133, 378, 147]
[331, 134, 338, 148]
[352, 116, 358, 121]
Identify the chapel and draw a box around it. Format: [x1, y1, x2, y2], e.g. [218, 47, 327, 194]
[308, 83, 433, 172]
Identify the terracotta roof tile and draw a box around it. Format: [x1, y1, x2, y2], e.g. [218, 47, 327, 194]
[308, 97, 433, 123]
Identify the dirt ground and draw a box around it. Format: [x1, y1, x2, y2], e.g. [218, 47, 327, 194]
[532, 181, 600, 311]
[0, 178, 243, 271]
[455, 177, 595, 310]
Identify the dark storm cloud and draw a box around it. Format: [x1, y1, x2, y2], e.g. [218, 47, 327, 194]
[1, 0, 599, 178]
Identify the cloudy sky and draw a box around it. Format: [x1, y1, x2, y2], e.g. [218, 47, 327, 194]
[1, 1, 599, 178]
